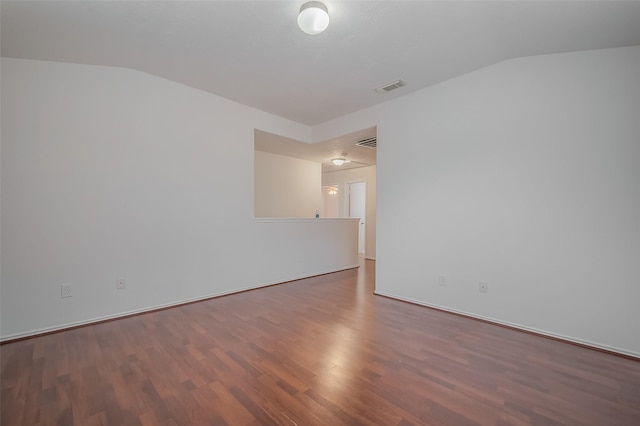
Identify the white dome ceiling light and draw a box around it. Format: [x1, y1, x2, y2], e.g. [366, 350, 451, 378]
[331, 158, 346, 166]
[297, 1, 329, 35]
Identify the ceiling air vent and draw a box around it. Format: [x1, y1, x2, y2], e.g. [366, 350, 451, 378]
[375, 79, 406, 94]
[355, 137, 377, 148]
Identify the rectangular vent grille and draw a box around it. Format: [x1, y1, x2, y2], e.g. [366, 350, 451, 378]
[355, 137, 377, 148]
[375, 80, 406, 94]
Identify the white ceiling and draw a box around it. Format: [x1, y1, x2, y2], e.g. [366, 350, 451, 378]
[3, 1, 640, 127]
[255, 126, 377, 173]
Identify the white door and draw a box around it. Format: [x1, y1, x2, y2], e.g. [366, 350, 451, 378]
[348, 182, 366, 254]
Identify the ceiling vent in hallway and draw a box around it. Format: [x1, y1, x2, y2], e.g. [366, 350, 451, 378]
[375, 80, 406, 94]
[355, 137, 377, 148]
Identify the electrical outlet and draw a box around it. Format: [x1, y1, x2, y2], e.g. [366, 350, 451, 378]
[479, 282, 488, 293]
[61, 284, 72, 298]
[116, 278, 126, 290]
[438, 274, 446, 286]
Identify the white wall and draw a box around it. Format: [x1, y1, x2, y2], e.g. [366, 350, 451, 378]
[0, 58, 357, 340]
[322, 165, 377, 259]
[321, 185, 340, 218]
[4, 46, 640, 357]
[254, 150, 321, 218]
[315, 46, 640, 357]
[253, 217, 359, 284]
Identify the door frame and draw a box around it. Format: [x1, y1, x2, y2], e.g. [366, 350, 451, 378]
[346, 180, 367, 255]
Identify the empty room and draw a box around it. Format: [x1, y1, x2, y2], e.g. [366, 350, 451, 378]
[2, 1, 640, 425]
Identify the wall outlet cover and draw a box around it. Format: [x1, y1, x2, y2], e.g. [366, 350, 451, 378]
[61, 284, 72, 298]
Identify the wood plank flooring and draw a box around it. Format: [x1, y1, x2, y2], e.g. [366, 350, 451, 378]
[2, 258, 640, 425]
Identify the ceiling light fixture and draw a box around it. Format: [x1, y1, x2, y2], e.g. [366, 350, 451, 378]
[331, 158, 346, 166]
[297, 1, 329, 35]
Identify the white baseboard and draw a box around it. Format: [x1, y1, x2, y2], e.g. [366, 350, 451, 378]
[0, 264, 360, 342]
[374, 291, 640, 360]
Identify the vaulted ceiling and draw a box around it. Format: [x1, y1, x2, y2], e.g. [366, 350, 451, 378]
[3, 1, 640, 127]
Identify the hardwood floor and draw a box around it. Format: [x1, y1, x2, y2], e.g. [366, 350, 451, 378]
[2, 258, 640, 425]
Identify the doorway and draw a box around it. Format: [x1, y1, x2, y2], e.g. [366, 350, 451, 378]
[348, 181, 366, 254]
